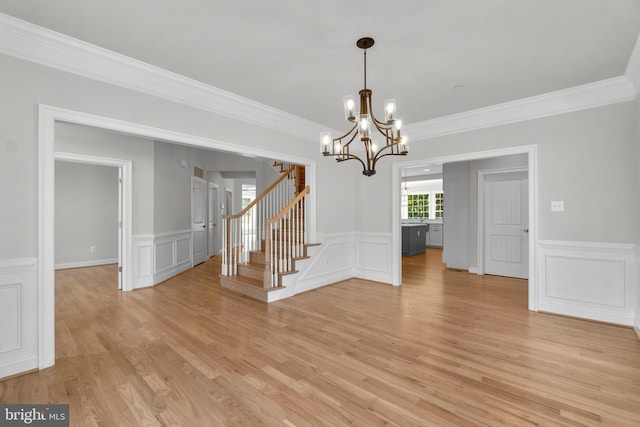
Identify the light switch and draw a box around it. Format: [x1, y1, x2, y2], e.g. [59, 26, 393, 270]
[551, 201, 564, 212]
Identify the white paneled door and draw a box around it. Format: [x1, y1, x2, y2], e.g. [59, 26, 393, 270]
[484, 171, 528, 279]
[191, 177, 207, 266]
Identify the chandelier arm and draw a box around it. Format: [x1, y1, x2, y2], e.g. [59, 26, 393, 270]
[372, 140, 407, 162]
[328, 153, 367, 171]
[371, 151, 407, 172]
[334, 123, 359, 147]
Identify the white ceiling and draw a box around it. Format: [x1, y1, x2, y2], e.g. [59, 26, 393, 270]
[1, 1, 639, 132]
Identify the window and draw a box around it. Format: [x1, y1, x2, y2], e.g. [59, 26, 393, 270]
[407, 193, 429, 218]
[401, 179, 444, 220]
[434, 192, 444, 218]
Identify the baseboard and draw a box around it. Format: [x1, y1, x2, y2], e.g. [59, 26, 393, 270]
[0, 356, 38, 381]
[55, 258, 117, 270]
[154, 260, 192, 285]
[538, 302, 635, 326]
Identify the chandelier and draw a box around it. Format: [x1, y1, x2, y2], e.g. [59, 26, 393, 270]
[320, 37, 408, 176]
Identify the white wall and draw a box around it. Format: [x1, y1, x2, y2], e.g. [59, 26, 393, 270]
[55, 161, 118, 267]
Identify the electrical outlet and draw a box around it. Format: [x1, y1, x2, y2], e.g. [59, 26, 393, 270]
[550, 201, 564, 212]
[90, 246, 96, 253]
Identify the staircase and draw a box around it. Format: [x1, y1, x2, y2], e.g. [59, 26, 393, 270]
[220, 163, 319, 302]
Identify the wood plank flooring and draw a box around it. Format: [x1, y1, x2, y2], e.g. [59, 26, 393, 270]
[1, 249, 640, 426]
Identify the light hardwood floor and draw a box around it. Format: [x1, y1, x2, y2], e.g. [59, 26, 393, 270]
[1, 249, 640, 426]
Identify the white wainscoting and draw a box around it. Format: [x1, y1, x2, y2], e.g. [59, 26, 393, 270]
[537, 240, 638, 326]
[279, 232, 394, 300]
[133, 235, 154, 289]
[354, 232, 393, 284]
[132, 231, 192, 289]
[154, 231, 192, 284]
[289, 232, 355, 296]
[0, 258, 38, 379]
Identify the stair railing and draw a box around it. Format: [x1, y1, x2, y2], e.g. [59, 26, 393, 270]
[222, 165, 297, 276]
[264, 186, 310, 287]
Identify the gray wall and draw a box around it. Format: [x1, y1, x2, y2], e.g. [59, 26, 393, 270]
[442, 161, 470, 269]
[55, 123, 155, 235]
[152, 141, 193, 233]
[55, 161, 118, 265]
[1, 53, 358, 259]
[357, 101, 638, 245]
[1, 50, 638, 261]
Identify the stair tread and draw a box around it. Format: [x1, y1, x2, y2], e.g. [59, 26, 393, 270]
[279, 270, 299, 276]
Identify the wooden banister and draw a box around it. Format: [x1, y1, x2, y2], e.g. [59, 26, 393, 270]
[265, 186, 310, 225]
[223, 165, 295, 220]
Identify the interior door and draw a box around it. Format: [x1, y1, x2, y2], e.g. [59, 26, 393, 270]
[208, 183, 218, 257]
[484, 171, 528, 279]
[191, 177, 207, 266]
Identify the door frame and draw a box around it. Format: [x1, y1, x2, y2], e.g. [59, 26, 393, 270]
[38, 104, 316, 371]
[54, 152, 133, 291]
[207, 182, 219, 257]
[191, 176, 207, 266]
[392, 144, 538, 311]
[477, 167, 528, 276]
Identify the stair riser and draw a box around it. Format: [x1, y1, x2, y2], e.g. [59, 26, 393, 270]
[237, 264, 266, 281]
[250, 251, 265, 264]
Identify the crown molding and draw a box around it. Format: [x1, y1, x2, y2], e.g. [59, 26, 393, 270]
[0, 12, 638, 144]
[625, 34, 640, 97]
[0, 13, 326, 141]
[406, 76, 636, 141]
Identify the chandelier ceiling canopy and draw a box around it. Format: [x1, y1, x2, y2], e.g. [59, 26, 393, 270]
[320, 37, 408, 177]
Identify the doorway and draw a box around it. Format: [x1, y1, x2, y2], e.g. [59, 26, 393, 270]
[54, 152, 132, 291]
[191, 176, 207, 266]
[208, 183, 219, 258]
[392, 145, 537, 311]
[38, 104, 316, 371]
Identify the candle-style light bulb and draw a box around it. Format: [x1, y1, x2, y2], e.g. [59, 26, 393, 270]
[384, 99, 397, 122]
[320, 132, 332, 154]
[343, 95, 356, 120]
